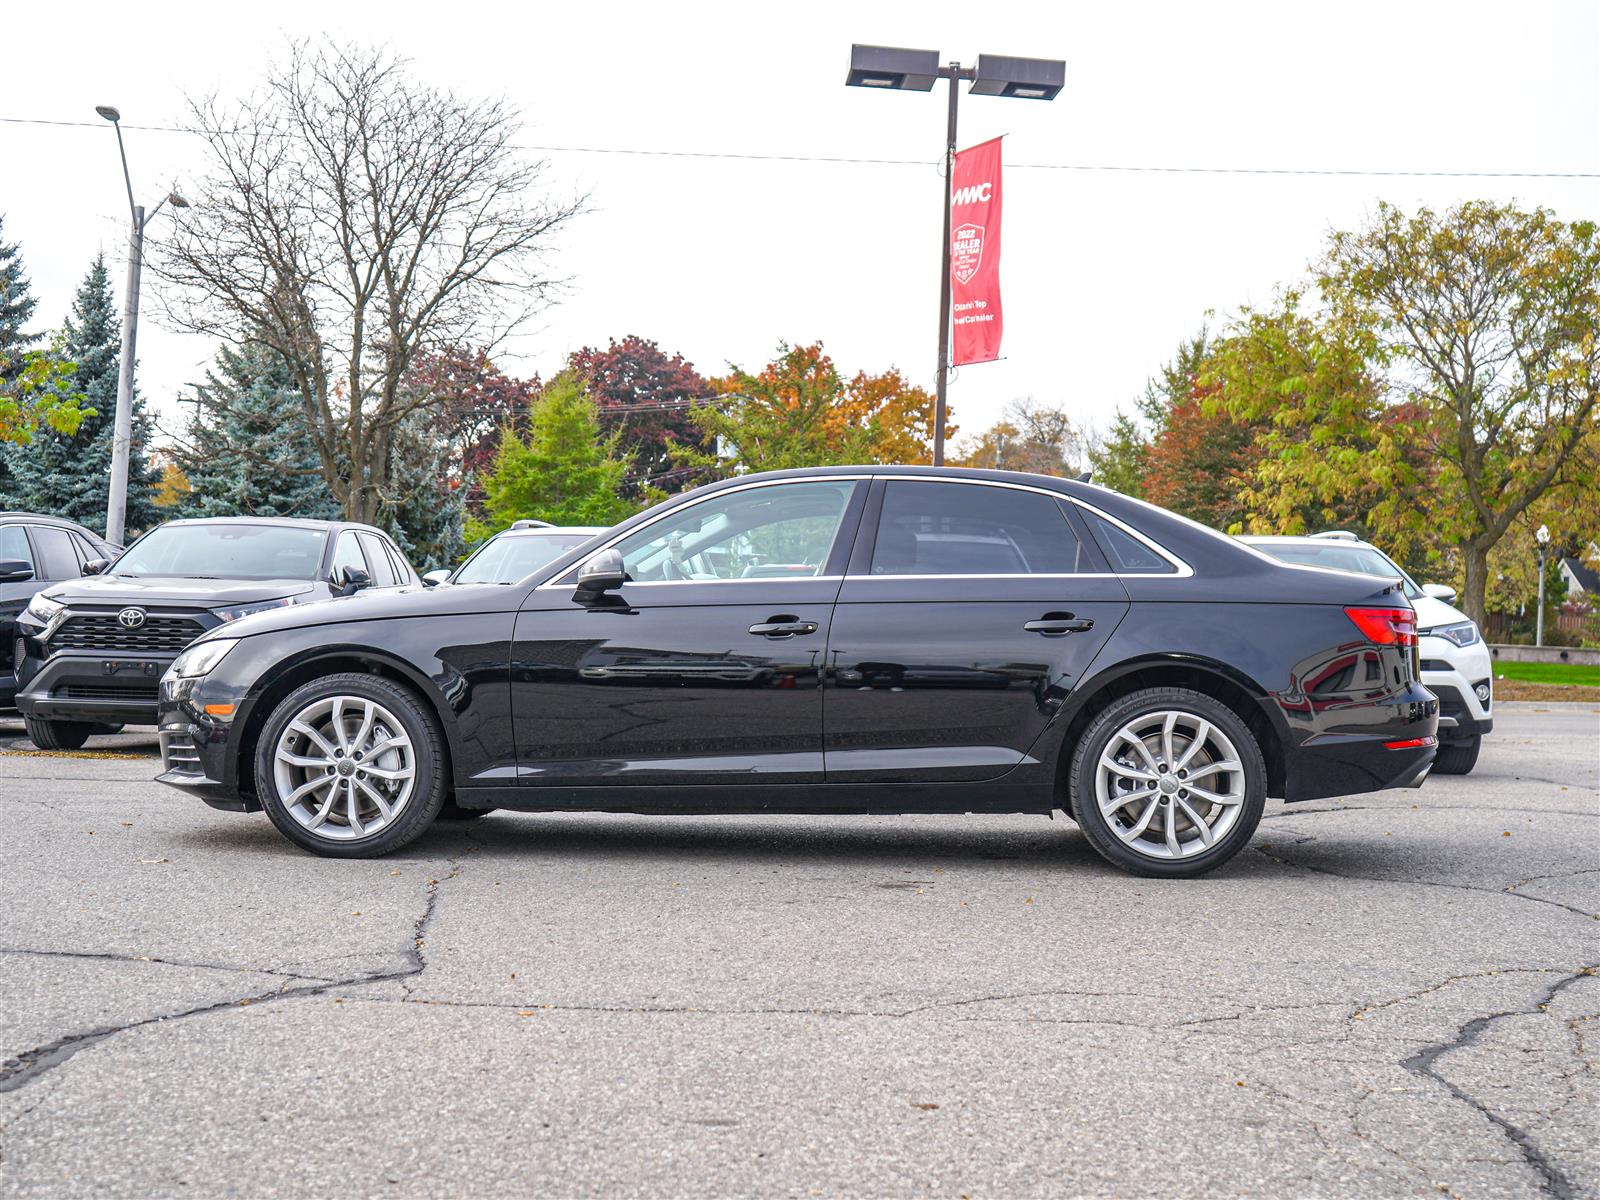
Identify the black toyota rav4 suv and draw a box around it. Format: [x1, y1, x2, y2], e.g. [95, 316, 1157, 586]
[15, 517, 417, 749]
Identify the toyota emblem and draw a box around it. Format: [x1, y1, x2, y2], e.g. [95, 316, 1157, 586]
[117, 607, 147, 629]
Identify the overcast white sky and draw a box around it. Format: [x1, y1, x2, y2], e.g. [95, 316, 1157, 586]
[3, 0, 1597, 448]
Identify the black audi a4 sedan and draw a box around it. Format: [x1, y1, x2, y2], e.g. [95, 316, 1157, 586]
[153, 467, 1437, 877]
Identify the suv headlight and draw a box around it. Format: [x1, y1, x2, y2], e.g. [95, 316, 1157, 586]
[1423, 620, 1480, 648]
[25, 593, 64, 623]
[212, 596, 297, 623]
[168, 638, 239, 680]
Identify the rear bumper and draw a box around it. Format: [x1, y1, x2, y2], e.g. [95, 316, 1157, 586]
[1280, 683, 1439, 802]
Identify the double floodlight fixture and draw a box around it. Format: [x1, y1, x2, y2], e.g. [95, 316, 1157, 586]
[845, 45, 1065, 101]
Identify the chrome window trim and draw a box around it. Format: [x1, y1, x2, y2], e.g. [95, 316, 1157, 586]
[533, 475, 871, 591]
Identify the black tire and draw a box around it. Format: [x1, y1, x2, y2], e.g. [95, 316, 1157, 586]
[437, 801, 493, 821]
[24, 717, 95, 751]
[1432, 736, 1481, 776]
[1067, 687, 1267, 878]
[254, 672, 448, 858]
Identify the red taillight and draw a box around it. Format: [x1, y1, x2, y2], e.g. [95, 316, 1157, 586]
[1384, 736, 1437, 750]
[1345, 606, 1418, 647]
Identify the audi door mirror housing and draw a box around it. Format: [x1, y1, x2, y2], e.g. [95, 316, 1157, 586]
[575, 549, 626, 595]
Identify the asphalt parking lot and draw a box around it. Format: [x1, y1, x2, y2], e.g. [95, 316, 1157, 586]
[0, 703, 1595, 1199]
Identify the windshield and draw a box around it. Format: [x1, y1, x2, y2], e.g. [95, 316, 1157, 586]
[1253, 541, 1421, 599]
[455, 532, 596, 584]
[112, 524, 328, 581]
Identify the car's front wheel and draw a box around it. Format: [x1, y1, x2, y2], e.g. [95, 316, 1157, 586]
[255, 673, 447, 858]
[1431, 735, 1480, 775]
[1068, 687, 1267, 878]
[23, 717, 96, 751]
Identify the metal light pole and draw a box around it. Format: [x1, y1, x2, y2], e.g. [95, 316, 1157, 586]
[96, 105, 189, 547]
[846, 46, 1064, 467]
[1535, 523, 1550, 647]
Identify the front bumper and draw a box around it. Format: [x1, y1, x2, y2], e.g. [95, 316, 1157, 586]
[15, 649, 172, 725]
[1419, 634, 1492, 743]
[155, 673, 258, 810]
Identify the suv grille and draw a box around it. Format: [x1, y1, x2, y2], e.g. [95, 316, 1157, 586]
[51, 614, 207, 654]
[58, 681, 160, 701]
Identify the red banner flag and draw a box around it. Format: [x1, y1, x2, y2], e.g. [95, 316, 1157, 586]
[950, 137, 1003, 365]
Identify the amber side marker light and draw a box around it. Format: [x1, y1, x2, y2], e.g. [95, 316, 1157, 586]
[204, 704, 236, 717]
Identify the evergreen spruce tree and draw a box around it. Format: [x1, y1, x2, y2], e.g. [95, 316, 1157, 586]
[176, 341, 339, 520]
[374, 411, 466, 572]
[3, 256, 160, 534]
[0, 214, 41, 504]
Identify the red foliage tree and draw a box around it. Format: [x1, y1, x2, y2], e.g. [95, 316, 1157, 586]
[567, 335, 713, 492]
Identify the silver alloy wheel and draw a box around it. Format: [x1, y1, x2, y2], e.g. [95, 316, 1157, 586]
[272, 695, 416, 841]
[1094, 710, 1247, 860]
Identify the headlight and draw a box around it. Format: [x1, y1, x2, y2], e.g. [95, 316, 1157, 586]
[168, 638, 239, 680]
[212, 596, 298, 623]
[25, 593, 64, 623]
[1423, 620, 1480, 648]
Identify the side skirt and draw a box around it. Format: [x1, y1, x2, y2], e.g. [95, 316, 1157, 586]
[452, 779, 1059, 817]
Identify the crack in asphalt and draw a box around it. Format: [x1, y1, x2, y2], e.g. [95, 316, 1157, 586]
[0, 857, 462, 1096]
[0, 947, 339, 983]
[1253, 835, 1599, 921]
[1400, 964, 1599, 1200]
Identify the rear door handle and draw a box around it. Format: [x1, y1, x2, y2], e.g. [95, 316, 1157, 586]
[1024, 614, 1095, 636]
[749, 617, 819, 638]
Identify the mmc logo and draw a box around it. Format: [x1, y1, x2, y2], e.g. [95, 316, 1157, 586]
[951, 181, 993, 208]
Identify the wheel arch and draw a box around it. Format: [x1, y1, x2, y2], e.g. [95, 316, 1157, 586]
[234, 647, 458, 801]
[1051, 656, 1288, 804]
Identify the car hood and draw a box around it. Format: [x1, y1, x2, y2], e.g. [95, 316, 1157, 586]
[40, 575, 320, 608]
[1413, 593, 1472, 633]
[214, 580, 525, 641]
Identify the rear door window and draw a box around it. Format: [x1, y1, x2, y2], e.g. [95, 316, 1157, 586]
[30, 526, 83, 580]
[1080, 511, 1177, 574]
[357, 533, 399, 586]
[868, 481, 1087, 576]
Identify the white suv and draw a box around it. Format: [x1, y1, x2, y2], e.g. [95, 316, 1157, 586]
[1240, 532, 1493, 775]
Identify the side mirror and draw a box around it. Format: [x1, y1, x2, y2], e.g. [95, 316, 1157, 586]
[575, 549, 626, 596]
[1422, 583, 1457, 602]
[0, 558, 33, 583]
[82, 558, 111, 576]
[336, 565, 373, 595]
[421, 568, 452, 588]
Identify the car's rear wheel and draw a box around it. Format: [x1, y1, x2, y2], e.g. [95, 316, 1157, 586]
[1431, 735, 1480, 775]
[1068, 687, 1267, 878]
[255, 673, 446, 858]
[24, 717, 95, 751]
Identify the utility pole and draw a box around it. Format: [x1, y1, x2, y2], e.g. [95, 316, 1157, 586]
[95, 105, 189, 546]
[932, 62, 975, 467]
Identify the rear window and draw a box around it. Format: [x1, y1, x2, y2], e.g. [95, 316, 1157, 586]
[112, 524, 328, 581]
[870, 481, 1086, 576]
[1081, 511, 1176, 574]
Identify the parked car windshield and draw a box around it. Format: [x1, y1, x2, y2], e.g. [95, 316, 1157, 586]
[1252, 541, 1422, 599]
[455, 532, 597, 584]
[111, 524, 328, 580]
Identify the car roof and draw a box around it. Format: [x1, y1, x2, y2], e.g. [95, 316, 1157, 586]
[153, 516, 389, 536]
[495, 526, 606, 536]
[0, 511, 103, 530]
[1238, 534, 1378, 548]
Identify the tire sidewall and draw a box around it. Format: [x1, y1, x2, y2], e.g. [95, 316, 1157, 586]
[1069, 687, 1267, 878]
[25, 718, 93, 751]
[255, 673, 446, 858]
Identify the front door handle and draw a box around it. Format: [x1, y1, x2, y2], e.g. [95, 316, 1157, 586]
[749, 616, 819, 638]
[1024, 613, 1095, 636]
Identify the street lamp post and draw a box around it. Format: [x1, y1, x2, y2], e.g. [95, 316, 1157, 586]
[1535, 523, 1551, 647]
[846, 46, 1064, 467]
[96, 105, 189, 547]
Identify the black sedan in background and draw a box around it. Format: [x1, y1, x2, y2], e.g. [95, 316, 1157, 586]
[1, 512, 120, 712]
[154, 467, 1437, 877]
[15, 517, 417, 749]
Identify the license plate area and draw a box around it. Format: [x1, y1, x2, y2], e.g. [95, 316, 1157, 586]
[103, 660, 162, 677]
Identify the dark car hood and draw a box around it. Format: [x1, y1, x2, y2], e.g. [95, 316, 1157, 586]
[216, 580, 527, 641]
[42, 575, 319, 608]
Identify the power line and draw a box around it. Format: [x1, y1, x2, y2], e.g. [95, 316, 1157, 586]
[3, 115, 1594, 179]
